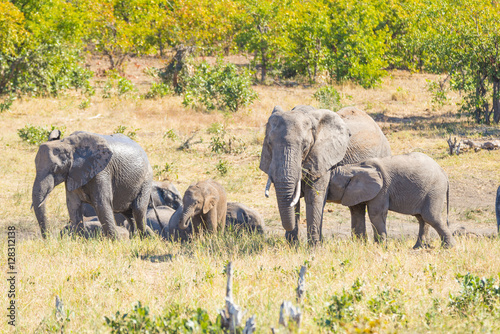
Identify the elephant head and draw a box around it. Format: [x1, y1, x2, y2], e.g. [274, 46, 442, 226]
[329, 164, 383, 207]
[178, 182, 219, 230]
[32, 132, 112, 238]
[260, 105, 350, 232]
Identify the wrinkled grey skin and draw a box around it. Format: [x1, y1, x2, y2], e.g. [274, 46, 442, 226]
[178, 180, 227, 236]
[71, 206, 174, 239]
[146, 205, 176, 238]
[150, 181, 182, 210]
[60, 219, 130, 239]
[261, 105, 390, 244]
[329, 152, 455, 248]
[32, 131, 153, 239]
[80, 180, 181, 227]
[226, 202, 265, 234]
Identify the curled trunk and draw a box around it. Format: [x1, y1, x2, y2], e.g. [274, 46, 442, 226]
[179, 205, 195, 230]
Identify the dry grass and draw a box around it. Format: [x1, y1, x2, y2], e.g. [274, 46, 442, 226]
[0, 67, 499, 332]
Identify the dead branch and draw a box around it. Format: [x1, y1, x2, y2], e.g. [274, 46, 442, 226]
[279, 301, 301, 330]
[447, 136, 461, 155]
[177, 131, 200, 151]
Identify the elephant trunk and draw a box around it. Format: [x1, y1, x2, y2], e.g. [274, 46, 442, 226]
[179, 205, 196, 230]
[275, 182, 300, 232]
[32, 173, 55, 238]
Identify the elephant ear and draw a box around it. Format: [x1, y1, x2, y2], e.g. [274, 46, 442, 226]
[260, 107, 284, 174]
[203, 194, 218, 214]
[341, 165, 383, 207]
[303, 109, 350, 178]
[66, 132, 113, 192]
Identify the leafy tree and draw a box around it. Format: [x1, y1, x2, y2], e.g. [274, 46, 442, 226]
[323, 0, 390, 88]
[235, 0, 288, 83]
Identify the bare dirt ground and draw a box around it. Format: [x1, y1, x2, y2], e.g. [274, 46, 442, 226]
[1, 55, 499, 243]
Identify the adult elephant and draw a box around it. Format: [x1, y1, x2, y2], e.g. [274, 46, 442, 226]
[32, 131, 153, 239]
[260, 105, 391, 244]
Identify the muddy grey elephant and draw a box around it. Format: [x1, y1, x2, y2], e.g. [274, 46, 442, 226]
[150, 181, 182, 210]
[329, 152, 455, 248]
[261, 105, 391, 243]
[226, 202, 265, 234]
[80, 180, 180, 228]
[178, 180, 227, 235]
[60, 219, 130, 239]
[32, 131, 153, 239]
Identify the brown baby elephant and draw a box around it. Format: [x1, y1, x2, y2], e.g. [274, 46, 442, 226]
[178, 179, 227, 236]
[328, 152, 455, 248]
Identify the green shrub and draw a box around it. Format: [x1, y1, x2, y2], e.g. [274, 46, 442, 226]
[215, 159, 230, 176]
[449, 273, 500, 316]
[319, 278, 364, 330]
[0, 42, 93, 97]
[182, 59, 258, 112]
[0, 93, 16, 112]
[313, 86, 347, 111]
[17, 124, 66, 145]
[143, 82, 171, 99]
[114, 125, 139, 140]
[102, 71, 137, 99]
[153, 162, 178, 180]
[105, 302, 224, 333]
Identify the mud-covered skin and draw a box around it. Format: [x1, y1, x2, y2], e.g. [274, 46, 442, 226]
[32, 131, 153, 239]
[226, 202, 265, 234]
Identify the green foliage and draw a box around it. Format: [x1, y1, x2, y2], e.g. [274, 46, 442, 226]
[0, 93, 16, 112]
[105, 302, 224, 333]
[182, 59, 257, 112]
[319, 278, 364, 329]
[153, 162, 178, 180]
[313, 86, 348, 111]
[103, 71, 137, 98]
[367, 288, 405, 320]
[17, 124, 65, 145]
[449, 273, 500, 316]
[114, 125, 139, 140]
[427, 79, 448, 109]
[164, 129, 179, 141]
[215, 159, 230, 176]
[143, 82, 171, 99]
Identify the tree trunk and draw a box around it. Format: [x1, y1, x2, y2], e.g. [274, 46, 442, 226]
[493, 79, 500, 123]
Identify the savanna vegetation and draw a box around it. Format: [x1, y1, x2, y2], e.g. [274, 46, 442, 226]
[1, 0, 500, 333]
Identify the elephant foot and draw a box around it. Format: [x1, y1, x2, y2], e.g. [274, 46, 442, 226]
[285, 230, 299, 245]
[412, 241, 432, 249]
[441, 237, 456, 249]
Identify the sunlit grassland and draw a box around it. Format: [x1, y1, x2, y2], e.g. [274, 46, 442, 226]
[1, 70, 499, 332]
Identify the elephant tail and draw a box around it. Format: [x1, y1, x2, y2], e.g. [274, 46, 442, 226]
[150, 194, 167, 237]
[446, 181, 450, 227]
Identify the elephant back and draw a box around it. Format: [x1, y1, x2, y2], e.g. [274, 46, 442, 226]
[337, 107, 391, 165]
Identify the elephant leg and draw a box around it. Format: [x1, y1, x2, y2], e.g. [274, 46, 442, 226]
[421, 212, 455, 248]
[285, 200, 300, 244]
[349, 203, 367, 241]
[304, 175, 329, 245]
[66, 191, 84, 236]
[132, 186, 150, 236]
[413, 214, 429, 249]
[192, 215, 203, 236]
[204, 209, 218, 234]
[367, 206, 387, 244]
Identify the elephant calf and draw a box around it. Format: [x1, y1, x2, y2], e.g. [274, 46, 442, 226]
[226, 202, 265, 234]
[329, 152, 455, 248]
[178, 179, 227, 236]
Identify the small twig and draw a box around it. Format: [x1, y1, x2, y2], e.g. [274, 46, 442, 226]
[177, 131, 199, 151]
[243, 315, 256, 334]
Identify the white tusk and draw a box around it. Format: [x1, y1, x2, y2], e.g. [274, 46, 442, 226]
[265, 177, 272, 198]
[289, 178, 301, 207]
